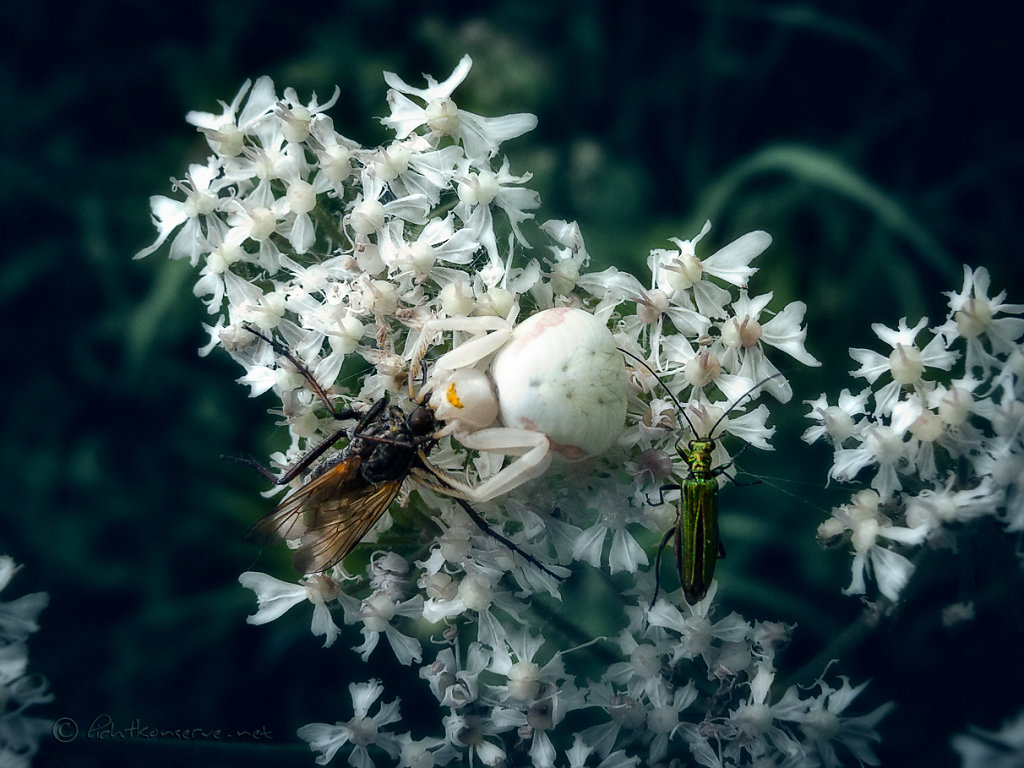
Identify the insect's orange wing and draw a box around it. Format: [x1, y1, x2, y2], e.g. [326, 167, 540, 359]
[244, 457, 403, 574]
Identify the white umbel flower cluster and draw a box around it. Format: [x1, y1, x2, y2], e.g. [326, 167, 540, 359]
[805, 265, 1024, 604]
[139, 57, 897, 768]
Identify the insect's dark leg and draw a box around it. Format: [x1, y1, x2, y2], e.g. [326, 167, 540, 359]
[450, 496, 563, 581]
[713, 438, 754, 472]
[243, 323, 360, 421]
[351, 433, 418, 449]
[646, 483, 681, 507]
[649, 527, 675, 608]
[223, 423, 352, 484]
[412, 359, 431, 404]
[712, 438, 762, 486]
[226, 397, 389, 485]
[352, 396, 388, 431]
[713, 436, 759, 472]
[222, 455, 283, 484]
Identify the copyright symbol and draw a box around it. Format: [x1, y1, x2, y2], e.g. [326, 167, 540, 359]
[52, 717, 78, 743]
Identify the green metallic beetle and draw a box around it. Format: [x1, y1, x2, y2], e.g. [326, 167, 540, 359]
[652, 431, 732, 605]
[625, 350, 783, 605]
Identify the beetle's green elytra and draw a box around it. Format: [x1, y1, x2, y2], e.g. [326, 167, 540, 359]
[677, 438, 722, 603]
[653, 434, 733, 605]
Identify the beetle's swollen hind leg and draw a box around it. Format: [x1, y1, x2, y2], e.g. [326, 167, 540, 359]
[650, 527, 675, 607]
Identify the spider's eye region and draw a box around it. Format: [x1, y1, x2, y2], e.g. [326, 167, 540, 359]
[445, 381, 463, 409]
[429, 367, 499, 431]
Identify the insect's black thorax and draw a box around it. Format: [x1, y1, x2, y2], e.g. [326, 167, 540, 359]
[300, 401, 438, 485]
[352, 403, 437, 484]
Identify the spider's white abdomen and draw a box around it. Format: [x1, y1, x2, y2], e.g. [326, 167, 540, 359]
[491, 307, 627, 458]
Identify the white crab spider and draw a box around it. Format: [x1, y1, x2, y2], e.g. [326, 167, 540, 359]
[410, 306, 628, 502]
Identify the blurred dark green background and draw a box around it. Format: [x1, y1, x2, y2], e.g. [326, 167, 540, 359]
[3, 2, 1022, 766]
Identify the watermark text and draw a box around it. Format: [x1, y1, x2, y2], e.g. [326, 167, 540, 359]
[51, 714, 272, 744]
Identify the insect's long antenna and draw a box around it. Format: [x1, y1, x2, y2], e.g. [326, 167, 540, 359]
[618, 348, 699, 436]
[705, 372, 787, 439]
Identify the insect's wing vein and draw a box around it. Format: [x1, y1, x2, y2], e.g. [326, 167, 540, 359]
[243, 458, 363, 545]
[293, 478, 404, 573]
[244, 455, 406, 573]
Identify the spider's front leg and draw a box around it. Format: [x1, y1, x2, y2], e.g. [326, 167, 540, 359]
[434, 426, 553, 503]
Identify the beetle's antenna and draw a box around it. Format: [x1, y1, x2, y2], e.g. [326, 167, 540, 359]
[618, 347, 699, 436]
[620, 347, 788, 442]
[706, 372, 786, 439]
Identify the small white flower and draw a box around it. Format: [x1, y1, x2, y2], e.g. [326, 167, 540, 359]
[713, 289, 820, 400]
[776, 676, 893, 768]
[394, 732, 451, 768]
[443, 712, 506, 766]
[239, 571, 343, 647]
[135, 159, 232, 264]
[938, 265, 1024, 370]
[351, 591, 424, 665]
[186, 76, 279, 156]
[298, 680, 402, 767]
[850, 317, 958, 417]
[803, 388, 871, 446]
[382, 55, 538, 161]
[821, 490, 927, 601]
[454, 157, 540, 267]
